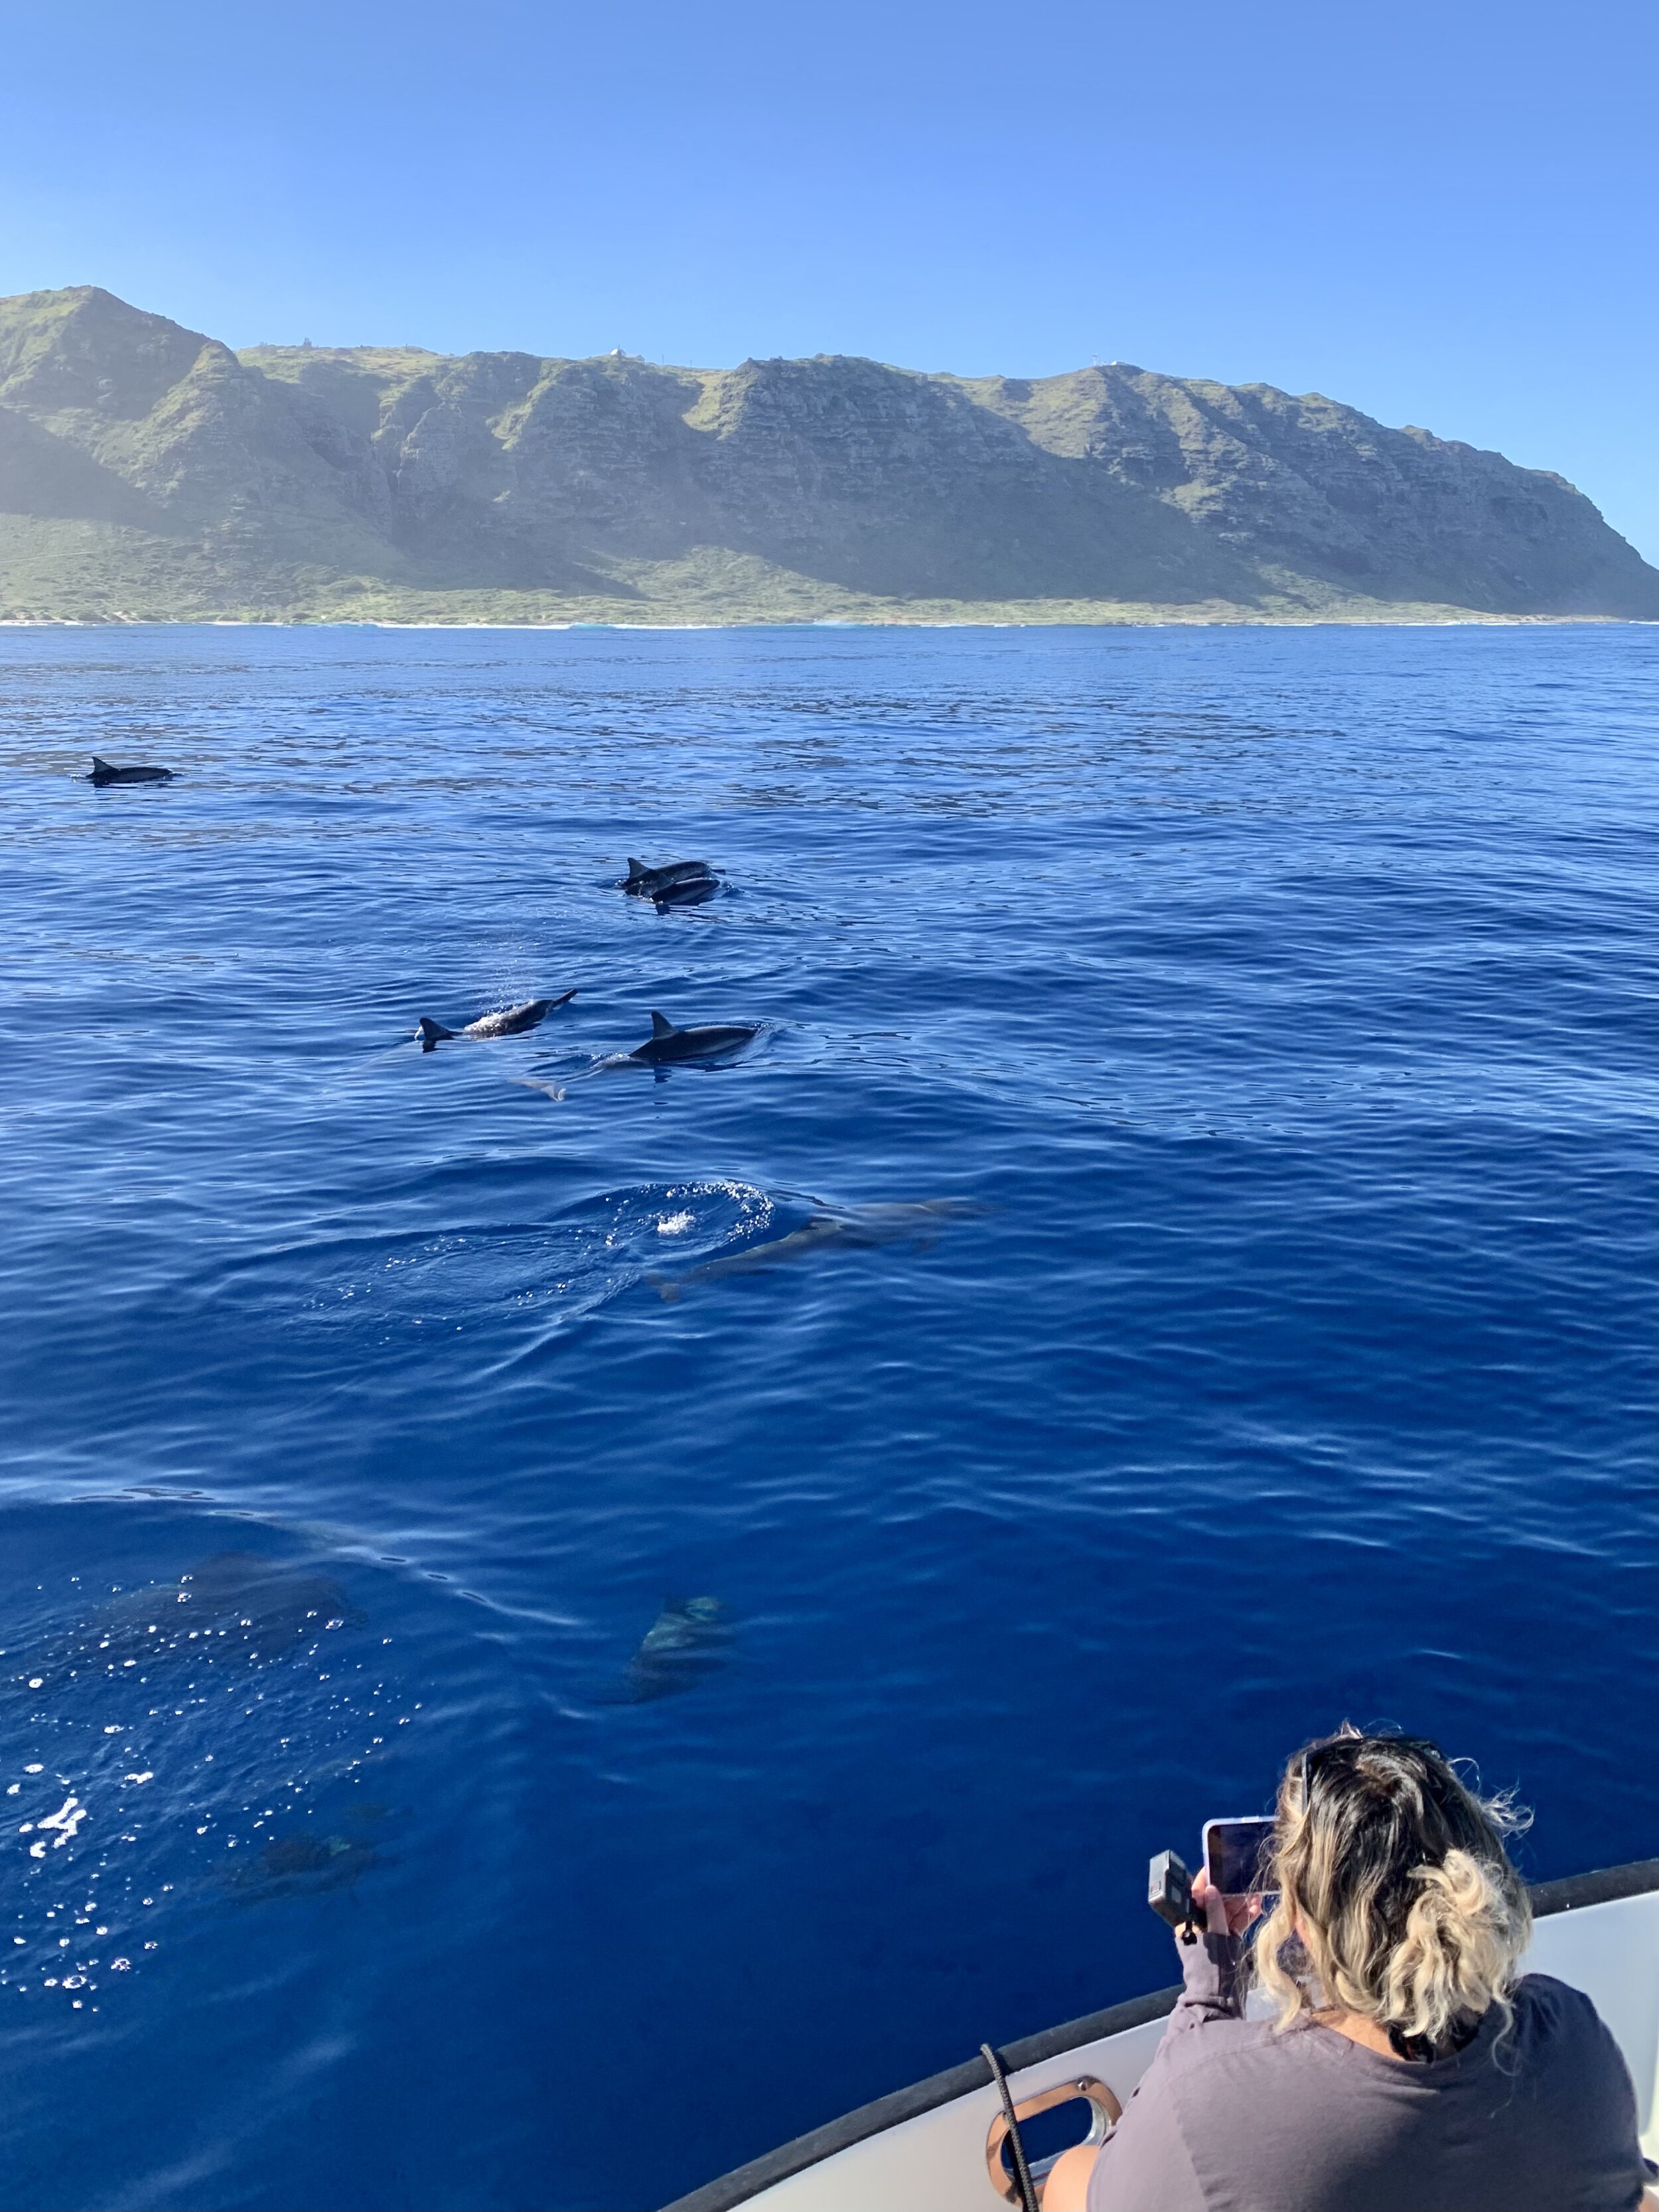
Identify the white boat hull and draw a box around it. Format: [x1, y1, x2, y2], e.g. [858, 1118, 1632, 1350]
[666, 1862, 1659, 2212]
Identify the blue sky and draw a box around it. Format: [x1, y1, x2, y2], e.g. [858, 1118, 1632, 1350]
[1, 0, 1652, 556]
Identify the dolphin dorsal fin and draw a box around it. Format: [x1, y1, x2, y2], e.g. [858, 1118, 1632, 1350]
[627, 858, 647, 881]
[92, 756, 112, 771]
[650, 1010, 677, 1040]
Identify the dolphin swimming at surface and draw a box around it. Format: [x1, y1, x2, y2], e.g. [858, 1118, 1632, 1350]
[651, 1199, 983, 1299]
[415, 991, 576, 1050]
[626, 1010, 757, 1065]
[88, 756, 173, 786]
[620, 858, 717, 900]
[649, 874, 719, 910]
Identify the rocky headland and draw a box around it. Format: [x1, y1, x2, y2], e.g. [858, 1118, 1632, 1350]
[0, 285, 1652, 624]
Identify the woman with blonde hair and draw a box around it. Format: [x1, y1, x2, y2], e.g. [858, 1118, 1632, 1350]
[1046, 1729, 1649, 2212]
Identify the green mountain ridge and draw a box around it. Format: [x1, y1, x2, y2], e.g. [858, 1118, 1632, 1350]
[0, 285, 1652, 625]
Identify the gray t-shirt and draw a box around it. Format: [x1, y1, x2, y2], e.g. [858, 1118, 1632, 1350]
[1086, 1931, 1645, 2212]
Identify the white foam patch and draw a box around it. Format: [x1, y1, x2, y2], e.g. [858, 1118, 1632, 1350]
[37, 1797, 88, 1848]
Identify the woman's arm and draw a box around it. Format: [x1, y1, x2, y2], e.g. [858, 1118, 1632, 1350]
[1043, 1870, 1248, 2212]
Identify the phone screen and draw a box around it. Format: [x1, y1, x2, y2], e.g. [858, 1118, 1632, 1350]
[1204, 1817, 1277, 1900]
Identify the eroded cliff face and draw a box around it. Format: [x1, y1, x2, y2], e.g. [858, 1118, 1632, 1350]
[965, 366, 1639, 612]
[0, 288, 396, 573]
[0, 284, 1653, 621]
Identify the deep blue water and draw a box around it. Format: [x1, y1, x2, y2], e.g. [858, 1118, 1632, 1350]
[1, 621, 1656, 2210]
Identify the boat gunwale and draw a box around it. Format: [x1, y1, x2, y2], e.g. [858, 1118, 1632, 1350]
[659, 1854, 1659, 2212]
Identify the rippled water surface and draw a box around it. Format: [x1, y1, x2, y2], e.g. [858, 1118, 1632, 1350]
[1, 622, 1656, 2209]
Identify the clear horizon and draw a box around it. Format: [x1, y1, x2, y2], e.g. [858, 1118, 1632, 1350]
[1, 0, 1652, 558]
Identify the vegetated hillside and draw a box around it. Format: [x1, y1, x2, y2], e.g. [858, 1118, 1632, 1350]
[0, 285, 1652, 624]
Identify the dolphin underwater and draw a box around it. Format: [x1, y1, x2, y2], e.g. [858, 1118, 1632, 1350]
[13, 1551, 368, 1691]
[652, 1198, 983, 1299]
[415, 990, 576, 1050]
[620, 857, 718, 901]
[88, 756, 173, 786]
[599, 1597, 731, 1704]
[169, 1551, 365, 1643]
[225, 1829, 380, 1901]
[626, 1010, 757, 1065]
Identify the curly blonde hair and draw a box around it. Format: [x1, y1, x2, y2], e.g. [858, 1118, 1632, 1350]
[1252, 1729, 1532, 2053]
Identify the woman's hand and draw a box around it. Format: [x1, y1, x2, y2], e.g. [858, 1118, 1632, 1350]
[1190, 1865, 1263, 1939]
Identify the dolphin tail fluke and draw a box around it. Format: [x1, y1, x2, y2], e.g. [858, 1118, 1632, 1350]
[550, 988, 578, 1008]
[649, 1010, 677, 1040]
[646, 1273, 683, 1303]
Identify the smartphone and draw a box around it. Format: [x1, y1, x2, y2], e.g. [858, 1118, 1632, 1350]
[1202, 1817, 1277, 1903]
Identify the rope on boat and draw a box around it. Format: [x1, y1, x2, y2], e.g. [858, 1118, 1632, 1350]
[980, 2041, 1039, 2212]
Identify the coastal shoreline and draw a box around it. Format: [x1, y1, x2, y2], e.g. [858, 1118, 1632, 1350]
[0, 610, 1643, 632]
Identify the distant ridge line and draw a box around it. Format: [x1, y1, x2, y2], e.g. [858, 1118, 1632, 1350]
[0, 285, 1653, 625]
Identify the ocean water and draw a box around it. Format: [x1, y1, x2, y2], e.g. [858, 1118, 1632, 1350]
[1, 620, 1656, 2211]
